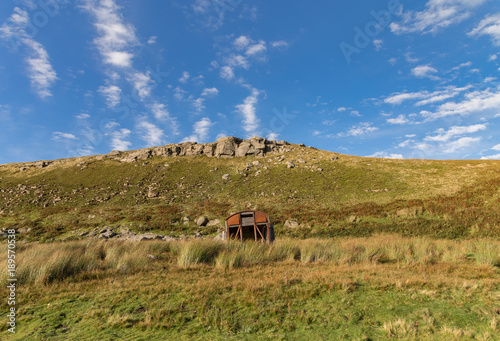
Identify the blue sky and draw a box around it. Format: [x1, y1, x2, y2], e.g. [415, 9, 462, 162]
[1, 0, 500, 164]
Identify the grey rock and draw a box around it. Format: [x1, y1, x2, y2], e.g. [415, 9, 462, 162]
[206, 219, 221, 227]
[101, 230, 117, 239]
[284, 219, 299, 228]
[106, 150, 121, 157]
[196, 216, 209, 226]
[222, 174, 230, 180]
[286, 161, 295, 169]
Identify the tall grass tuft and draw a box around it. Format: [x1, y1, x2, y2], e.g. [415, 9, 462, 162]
[177, 239, 224, 267]
[0, 240, 172, 286]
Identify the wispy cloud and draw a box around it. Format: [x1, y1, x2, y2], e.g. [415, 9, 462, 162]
[83, 0, 138, 68]
[179, 71, 190, 83]
[424, 124, 487, 142]
[236, 88, 260, 136]
[468, 13, 500, 46]
[442, 137, 481, 153]
[421, 86, 500, 119]
[201, 87, 219, 96]
[182, 117, 213, 142]
[270, 40, 289, 49]
[52, 132, 78, 140]
[369, 151, 403, 159]
[110, 128, 132, 150]
[130, 71, 153, 99]
[150, 102, 179, 135]
[390, 0, 488, 35]
[220, 66, 235, 80]
[137, 119, 164, 146]
[98, 84, 122, 108]
[339, 122, 378, 137]
[411, 65, 439, 80]
[0, 7, 57, 98]
[384, 86, 470, 106]
[387, 114, 412, 125]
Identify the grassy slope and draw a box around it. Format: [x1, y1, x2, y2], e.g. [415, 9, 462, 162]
[1, 237, 499, 340]
[1, 144, 500, 240]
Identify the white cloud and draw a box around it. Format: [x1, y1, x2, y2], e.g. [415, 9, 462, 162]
[236, 88, 260, 136]
[411, 65, 439, 80]
[0, 8, 57, 98]
[373, 39, 383, 51]
[234, 35, 251, 50]
[23, 39, 58, 98]
[75, 113, 91, 120]
[391, 0, 487, 35]
[424, 124, 487, 142]
[443, 137, 481, 153]
[468, 13, 500, 46]
[482, 153, 500, 159]
[83, 0, 139, 68]
[246, 40, 267, 56]
[489, 54, 498, 61]
[130, 71, 152, 99]
[387, 114, 411, 124]
[52, 132, 77, 140]
[201, 87, 219, 96]
[104, 121, 120, 129]
[98, 85, 121, 108]
[110, 128, 131, 150]
[191, 97, 206, 113]
[267, 132, 279, 140]
[179, 71, 190, 83]
[422, 86, 500, 119]
[182, 117, 213, 142]
[337, 107, 348, 112]
[150, 102, 179, 135]
[220, 66, 235, 80]
[270, 40, 289, 49]
[340, 122, 378, 137]
[491, 144, 500, 151]
[370, 151, 403, 159]
[137, 120, 164, 146]
[174, 86, 187, 101]
[151, 102, 170, 120]
[147, 36, 157, 44]
[225, 54, 250, 69]
[350, 110, 362, 117]
[384, 86, 469, 106]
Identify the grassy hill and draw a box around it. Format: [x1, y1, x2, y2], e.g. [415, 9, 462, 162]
[1, 138, 500, 340]
[1, 138, 500, 241]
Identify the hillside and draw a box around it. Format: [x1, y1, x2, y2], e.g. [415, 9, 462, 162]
[1, 136, 500, 241]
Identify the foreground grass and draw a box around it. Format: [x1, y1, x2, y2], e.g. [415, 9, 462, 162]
[1, 236, 499, 340]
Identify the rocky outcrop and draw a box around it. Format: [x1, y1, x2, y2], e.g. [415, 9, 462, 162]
[111, 136, 290, 163]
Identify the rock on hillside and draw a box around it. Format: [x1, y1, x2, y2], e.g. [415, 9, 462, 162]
[114, 136, 290, 163]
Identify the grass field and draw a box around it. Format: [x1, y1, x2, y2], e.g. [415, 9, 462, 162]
[1, 236, 499, 340]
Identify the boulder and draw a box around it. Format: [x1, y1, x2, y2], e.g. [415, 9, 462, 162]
[222, 174, 230, 180]
[206, 219, 221, 227]
[196, 216, 209, 226]
[286, 161, 295, 169]
[106, 150, 121, 157]
[284, 219, 299, 228]
[215, 136, 240, 158]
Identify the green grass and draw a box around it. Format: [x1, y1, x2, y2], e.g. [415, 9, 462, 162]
[1, 237, 499, 340]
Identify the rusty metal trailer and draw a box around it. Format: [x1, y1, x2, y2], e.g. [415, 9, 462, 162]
[225, 211, 275, 244]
